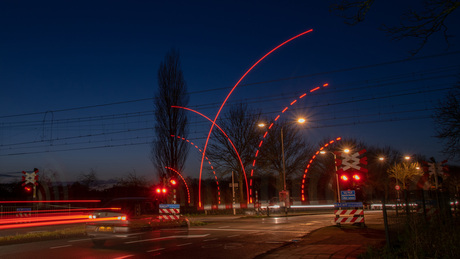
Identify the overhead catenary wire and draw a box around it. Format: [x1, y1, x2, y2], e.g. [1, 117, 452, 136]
[1, 52, 458, 157]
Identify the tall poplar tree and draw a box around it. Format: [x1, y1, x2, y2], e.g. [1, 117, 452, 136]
[151, 49, 189, 181]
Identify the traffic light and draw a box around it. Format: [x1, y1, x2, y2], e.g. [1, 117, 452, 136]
[169, 179, 177, 186]
[351, 172, 366, 186]
[339, 173, 352, 189]
[352, 173, 361, 181]
[24, 184, 32, 192]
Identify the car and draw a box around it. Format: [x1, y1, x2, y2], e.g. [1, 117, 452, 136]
[85, 197, 189, 246]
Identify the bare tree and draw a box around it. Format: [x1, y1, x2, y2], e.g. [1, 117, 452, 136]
[330, 0, 375, 25]
[434, 82, 460, 160]
[78, 168, 99, 190]
[151, 49, 189, 181]
[259, 121, 314, 193]
[331, 0, 459, 54]
[115, 171, 148, 188]
[207, 103, 262, 203]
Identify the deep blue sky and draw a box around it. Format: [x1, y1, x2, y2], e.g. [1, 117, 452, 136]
[1, 0, 459, 183]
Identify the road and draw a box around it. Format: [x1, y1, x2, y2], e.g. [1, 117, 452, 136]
[0, 211, 383, 259]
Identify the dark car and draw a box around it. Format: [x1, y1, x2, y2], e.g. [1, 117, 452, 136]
[85, 197, 189, 246]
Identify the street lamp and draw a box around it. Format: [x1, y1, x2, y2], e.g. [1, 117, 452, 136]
[281, 118, 306, 193]
[258, 117, 306, 211]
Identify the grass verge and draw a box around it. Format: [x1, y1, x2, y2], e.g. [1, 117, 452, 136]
[0, 225, 86, 246]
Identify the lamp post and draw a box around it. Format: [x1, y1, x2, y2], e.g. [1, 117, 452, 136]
[320, 150, 340, 203]
[320, 148, 350, 203]
[259, 118, 306, 214]
[280, 118, 305, 194]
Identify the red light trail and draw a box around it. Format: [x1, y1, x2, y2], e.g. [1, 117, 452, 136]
[0, 200, 100, 204]
[0, 216, 119, 230]
[171, 105, 249, 206]
[198, 29, 313, 207]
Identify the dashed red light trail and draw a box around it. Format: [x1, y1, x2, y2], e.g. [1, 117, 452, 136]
[171, 135, 221, 204]
[300, 137, 342, 202]
[248, 83, 329, 202]
[165, 166, 192, 204]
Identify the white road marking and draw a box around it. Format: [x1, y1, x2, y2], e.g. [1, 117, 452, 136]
[203, 238, 218, 242]
[113, 255, 134, 259]
[218, 226, 230, 228]
[147, 248, 165, 253]
[68, 238, 92, 243]
[124, 234, 210, 244]
[191, 228, 307, 234]
[177, 242, 192, 247]
[50, 245, 72, 249]
[228, 234, 240, 238]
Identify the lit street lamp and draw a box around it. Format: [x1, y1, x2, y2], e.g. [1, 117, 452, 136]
[258, 117, 306, 212]
[281, 118, 306, 193]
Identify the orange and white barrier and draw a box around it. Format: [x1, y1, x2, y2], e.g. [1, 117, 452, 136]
[159, 205, 180, 221]
[334, 209, 364, 224]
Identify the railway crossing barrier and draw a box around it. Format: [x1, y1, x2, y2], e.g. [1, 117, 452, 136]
[159, 204, 180, 220]
[334, 202, 365, 226]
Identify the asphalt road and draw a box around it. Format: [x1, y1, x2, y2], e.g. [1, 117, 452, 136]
[0, 213, 337, 259]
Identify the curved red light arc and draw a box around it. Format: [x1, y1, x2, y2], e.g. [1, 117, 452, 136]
[198, 29, 314, 207]
[171, 135, 221, 204]
[165, 166, 191, 204]
[249, 83, 329, 202]
[171, 105, 248, 206]
[300, 137, 342, 202]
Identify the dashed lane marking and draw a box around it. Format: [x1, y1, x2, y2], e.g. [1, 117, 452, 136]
[147, 248, 165, 253]
[113, 255, 134, 259]
[50, 245, 72, 249]
[177, 242, 192, 247]
[124, 234, 209, 244]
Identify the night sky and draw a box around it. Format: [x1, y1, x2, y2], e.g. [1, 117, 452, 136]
[1, 0, 459, 183]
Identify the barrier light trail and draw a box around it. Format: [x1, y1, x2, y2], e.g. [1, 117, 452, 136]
[300, 137, 342, 202]
[165, 166, 192, 204]
[171, 135, 221, 204]
[198, 29, 314, 207]
[248, 83, 328, 203]
[171, 105, 249, 205]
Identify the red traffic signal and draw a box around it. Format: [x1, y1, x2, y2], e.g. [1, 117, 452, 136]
[155, 187, 167, 194]
[353, 174, 361, 181]
[169, 179, 177, 186]
[340, 175, 349, 181]
[24, 186, 32, 192]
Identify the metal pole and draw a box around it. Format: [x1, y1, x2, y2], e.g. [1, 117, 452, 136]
[232, 171, 236, 215]
[281, 127, 288, 216]
[333, 153, 341, 203]
[281, 127, 286, 191]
